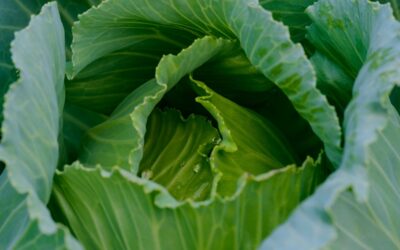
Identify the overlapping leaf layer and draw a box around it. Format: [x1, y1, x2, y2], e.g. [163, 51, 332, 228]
[1, 0, 400, 249]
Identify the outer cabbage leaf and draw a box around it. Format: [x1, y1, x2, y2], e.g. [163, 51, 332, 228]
[374, 0, 400, 18]
[0, 3, 80, 249]
[259, 0, 317, 54]
[0, 0, 99, 125]
[69, 0, 342, 166]
[308, 0, 400, 114]
[0, 0, 47, 123]
[310, 53, 353, 115]
[304, 0, 373, 112]
[306, 0, 374, 81]
[262, 1, 400, 249]
[54, 154, 325, 250]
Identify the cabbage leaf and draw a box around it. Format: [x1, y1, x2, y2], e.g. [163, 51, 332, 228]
[262, 1, 400, 249]
[0, 3, 80, 249]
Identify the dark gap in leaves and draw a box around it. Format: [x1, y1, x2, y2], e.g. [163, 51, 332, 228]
[252, 87, 323, 161]
[47, 190, 75, 236]
[159, 76, 217, 126]
[0, 161, 4, 175]
[390, 86, 400, 115]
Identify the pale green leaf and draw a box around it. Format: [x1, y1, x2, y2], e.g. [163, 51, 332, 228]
[374, 0, 400, 19]
[53, 155, 325, 250]
[0, 3, 79, 249]
[310, 52, 353, 115]
[306, 0, 373, 79]
[0, 0, 99, 125]
[262, 1, 400, 249]
[0, 0, 46, 123]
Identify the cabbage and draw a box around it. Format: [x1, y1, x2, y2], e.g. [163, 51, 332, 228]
[0, 0, 399, 249]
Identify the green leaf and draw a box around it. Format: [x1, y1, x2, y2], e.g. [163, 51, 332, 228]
[262, 1, 400, 249]
[373, 0, 400, 19]
[63, 103, 107, 162]
[192, 78, 298, 196]
[0, 0, 44, 125]
[0, 3, 79, 249]
[65, 27, 197, 115]
[53, 0, 101, 56]
[170, 48, 322, 160]
[139, 109, 219, 201]
[306, 0, 400, 114]
[310, 52, 353, 114]
[0, 0, 98, 126]
[70, 0, 342, 166]
[259, 0, 317, 54]
[78, 36, 233, 171]
[53, 154, 325, 250]
[191, 48, 276, 107]
[306, 0, 373, 79]
[389, 0, 400, 18]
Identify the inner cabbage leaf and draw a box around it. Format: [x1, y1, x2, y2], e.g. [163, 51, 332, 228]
[68, 0, 342, 166]
[139, 108, 218, 201]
